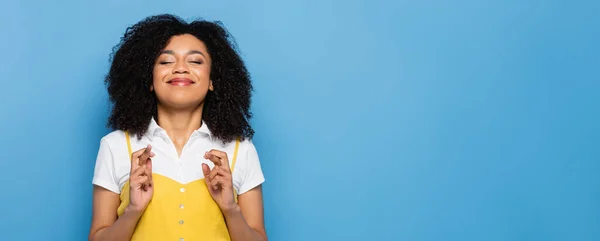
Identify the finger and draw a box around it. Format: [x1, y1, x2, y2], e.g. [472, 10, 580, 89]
[206, 150, 229, 163]
[209, 166, 220, 180]
[129, 145, 154, 169]
[130, 148, 146, 171]
[131, 164, 146, 178]
[137, 174, 148, 183]
[204, 152, 222, 167]
[145, 159, 153, 183]
[204, 175, 216, 193]
[131, 165, 147, 186]
[212, 175, 231, 190]
[209, 166, 229, 180]
[142, 173, 153, 188]
[138, 145, 153, 166]
[137, 175, 149, 188]
[212, 176, 222, 190]
[205, 150, 229, 170]
[138, 175, 151, 191]
[202, 163, 212, 181]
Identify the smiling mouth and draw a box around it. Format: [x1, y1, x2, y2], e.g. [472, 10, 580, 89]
[167, 78, 195, 86]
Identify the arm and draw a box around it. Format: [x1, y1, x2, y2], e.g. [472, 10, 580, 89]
[88, 186, 142, 241]
[89, 144, 154, 241]
[203, 142, 267, 241]
[223, 185, 268, 241]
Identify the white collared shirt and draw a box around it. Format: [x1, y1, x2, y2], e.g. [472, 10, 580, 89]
[92, 118, 265, 195]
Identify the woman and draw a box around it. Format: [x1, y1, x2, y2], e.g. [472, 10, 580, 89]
[89, 14, 267, 241]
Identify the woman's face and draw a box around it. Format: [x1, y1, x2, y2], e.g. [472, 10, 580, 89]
[152, 34, 213, 110]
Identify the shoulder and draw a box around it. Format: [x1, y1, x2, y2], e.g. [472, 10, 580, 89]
[96, 130, 131, 159]
[101, 130, 126, 142]
[100, 129, 145, 148]
[240, 138, 259, 157]
[231, 137, 260, 161]
[228, 137, 262, 171]
[236, 137, 256, 152]
[211, 136, 258, 156]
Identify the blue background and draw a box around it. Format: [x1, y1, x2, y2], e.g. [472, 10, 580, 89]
[1, 0, 598, 240]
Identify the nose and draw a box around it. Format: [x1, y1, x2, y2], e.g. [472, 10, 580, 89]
[172, 61, 189, 74]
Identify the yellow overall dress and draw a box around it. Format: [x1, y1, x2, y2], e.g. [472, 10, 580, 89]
[117, 132, 240, 241]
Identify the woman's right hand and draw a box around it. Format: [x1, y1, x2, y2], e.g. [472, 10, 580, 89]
[127, 145, 155, 214]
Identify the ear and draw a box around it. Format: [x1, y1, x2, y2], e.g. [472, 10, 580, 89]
[150, 85, 154, 91]
[209, 80, 214, 91]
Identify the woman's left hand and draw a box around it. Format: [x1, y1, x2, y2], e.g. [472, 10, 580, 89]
[202, 149, 237, 214]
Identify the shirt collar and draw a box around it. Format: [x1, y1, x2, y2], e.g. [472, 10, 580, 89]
[146, 117, 212, 140]
[196, 119, 213, 138]
[146, 117, 163, 140]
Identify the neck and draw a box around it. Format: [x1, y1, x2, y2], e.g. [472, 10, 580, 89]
[156, 104, 204, 145]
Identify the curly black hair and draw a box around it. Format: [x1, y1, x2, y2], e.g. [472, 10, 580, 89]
[105, 14, 254, 143]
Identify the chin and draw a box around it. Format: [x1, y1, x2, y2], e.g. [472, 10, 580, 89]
[159, 98, 205, 110]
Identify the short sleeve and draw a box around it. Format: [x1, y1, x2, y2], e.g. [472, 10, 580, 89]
[236, 141, 265, 195]
[92, 137, 120, 194]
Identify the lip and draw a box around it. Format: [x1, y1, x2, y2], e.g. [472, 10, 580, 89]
[167, 78, 195, 86]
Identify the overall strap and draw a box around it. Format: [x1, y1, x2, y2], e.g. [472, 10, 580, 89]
[231, 137, 241, 173]
[125, 131, 133, 157]
[232, 137, 240, 202]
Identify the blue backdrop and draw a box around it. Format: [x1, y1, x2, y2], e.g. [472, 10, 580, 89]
[1, 0, 598, 240]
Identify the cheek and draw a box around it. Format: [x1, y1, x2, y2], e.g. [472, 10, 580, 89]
[152, 67, 169, 83]
[192, 65, 210, 78]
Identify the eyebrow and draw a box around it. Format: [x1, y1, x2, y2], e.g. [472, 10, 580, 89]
[161, 50, 206, 57]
